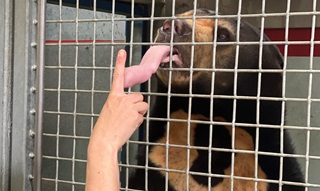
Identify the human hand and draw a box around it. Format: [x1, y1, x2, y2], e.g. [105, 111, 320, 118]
[89, 49, 149, 151]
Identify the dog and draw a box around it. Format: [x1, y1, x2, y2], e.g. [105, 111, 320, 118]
[128, 8, 304, 191]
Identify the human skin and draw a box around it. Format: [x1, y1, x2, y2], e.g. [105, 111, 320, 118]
[85, 49, 149, 191]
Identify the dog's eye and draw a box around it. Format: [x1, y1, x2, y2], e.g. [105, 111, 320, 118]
[217, 29, 230, 42]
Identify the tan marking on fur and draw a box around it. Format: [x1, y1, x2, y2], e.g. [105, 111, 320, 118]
[149, 110, 210, 190]
[212, 117, 268, 191]
[149, 112, 268, 191]
[178, 10, 194, 17]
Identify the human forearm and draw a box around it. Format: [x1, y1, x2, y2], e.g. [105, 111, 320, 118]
[86, 143, 120, 191]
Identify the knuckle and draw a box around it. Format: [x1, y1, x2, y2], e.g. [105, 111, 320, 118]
[137, 114, 144, 124]
[132, 93, 143, 101]
[127, 93, 143, 102]
[142, 102, 149, 111]
[136, 93, 144, 100]
[117, 96, 127, 105]
[133, 112, 140, 119]
[113, 72, 120, 79]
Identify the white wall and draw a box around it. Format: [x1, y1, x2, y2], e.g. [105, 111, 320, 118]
[286, 57, 320, 188]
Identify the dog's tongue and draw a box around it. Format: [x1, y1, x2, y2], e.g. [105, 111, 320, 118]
[124, 45, 182, 88]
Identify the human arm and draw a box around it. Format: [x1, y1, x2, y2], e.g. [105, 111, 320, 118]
[85, 50, 149, 191]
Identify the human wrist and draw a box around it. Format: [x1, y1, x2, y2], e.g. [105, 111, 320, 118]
[86, 137, 120, 191]
[87, 136, 119, 159]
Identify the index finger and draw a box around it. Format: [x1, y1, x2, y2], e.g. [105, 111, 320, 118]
[111, 49, 127, 94]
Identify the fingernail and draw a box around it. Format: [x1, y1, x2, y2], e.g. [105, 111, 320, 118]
[119, 49, 125, 57]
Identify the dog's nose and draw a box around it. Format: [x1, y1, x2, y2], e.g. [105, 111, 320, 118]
[162, 19, 188, 36]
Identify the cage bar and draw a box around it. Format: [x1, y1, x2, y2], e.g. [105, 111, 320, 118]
[2, 0, 320, 191]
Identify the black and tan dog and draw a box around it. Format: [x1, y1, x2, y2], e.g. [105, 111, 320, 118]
[129, 9, 304, 191]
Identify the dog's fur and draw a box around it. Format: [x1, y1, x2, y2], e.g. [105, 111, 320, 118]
[128, 9, 304, 191]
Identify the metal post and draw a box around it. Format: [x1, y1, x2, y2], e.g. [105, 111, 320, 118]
[10, 0, 39, 190]
[33, 0, 47, 190]
[0, 0, 13, 190]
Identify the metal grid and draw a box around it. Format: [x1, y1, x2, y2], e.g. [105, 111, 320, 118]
[39, 0, 320, 191]
[41, 1, 127, 190]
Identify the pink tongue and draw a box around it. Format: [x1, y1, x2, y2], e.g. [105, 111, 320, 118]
[124, 45, 176, 88]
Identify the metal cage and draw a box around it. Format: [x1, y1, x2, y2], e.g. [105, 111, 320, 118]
[1, 0, 320, 191]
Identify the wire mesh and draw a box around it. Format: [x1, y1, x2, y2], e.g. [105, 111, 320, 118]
[40, 0, 320, 191]
[42, 1, 126, 190]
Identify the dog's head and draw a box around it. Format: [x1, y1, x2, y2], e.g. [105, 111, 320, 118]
[155, 8, 283, 96]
